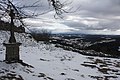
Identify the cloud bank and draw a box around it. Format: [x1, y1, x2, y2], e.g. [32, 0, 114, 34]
[14, 0, 120, 35]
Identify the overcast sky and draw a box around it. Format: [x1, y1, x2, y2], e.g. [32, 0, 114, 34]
[15, 0, 120, 35]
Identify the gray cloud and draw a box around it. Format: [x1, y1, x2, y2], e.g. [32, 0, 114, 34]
[62, 21, 86, 29]
[12, 0, 120, 34]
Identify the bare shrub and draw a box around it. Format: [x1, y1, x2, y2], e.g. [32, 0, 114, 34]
[31, 29, 52, 42]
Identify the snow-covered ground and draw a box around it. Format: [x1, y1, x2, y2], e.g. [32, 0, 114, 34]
[0, 31, 120, 80]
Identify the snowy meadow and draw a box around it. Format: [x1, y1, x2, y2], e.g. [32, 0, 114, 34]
[0, 31, 120, 80]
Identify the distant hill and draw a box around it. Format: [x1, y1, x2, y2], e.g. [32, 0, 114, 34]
[0, 20, 25, 33]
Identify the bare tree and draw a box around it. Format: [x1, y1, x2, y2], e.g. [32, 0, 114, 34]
[0, 0, 68, 43]
[31, 29, 51, 42]
[0, 0, 75, 62]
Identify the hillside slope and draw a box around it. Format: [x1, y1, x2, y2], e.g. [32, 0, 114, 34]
[0, 31, 120, 80]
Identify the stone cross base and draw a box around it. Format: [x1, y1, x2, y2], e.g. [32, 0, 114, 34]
[3, 43, 22, 63]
